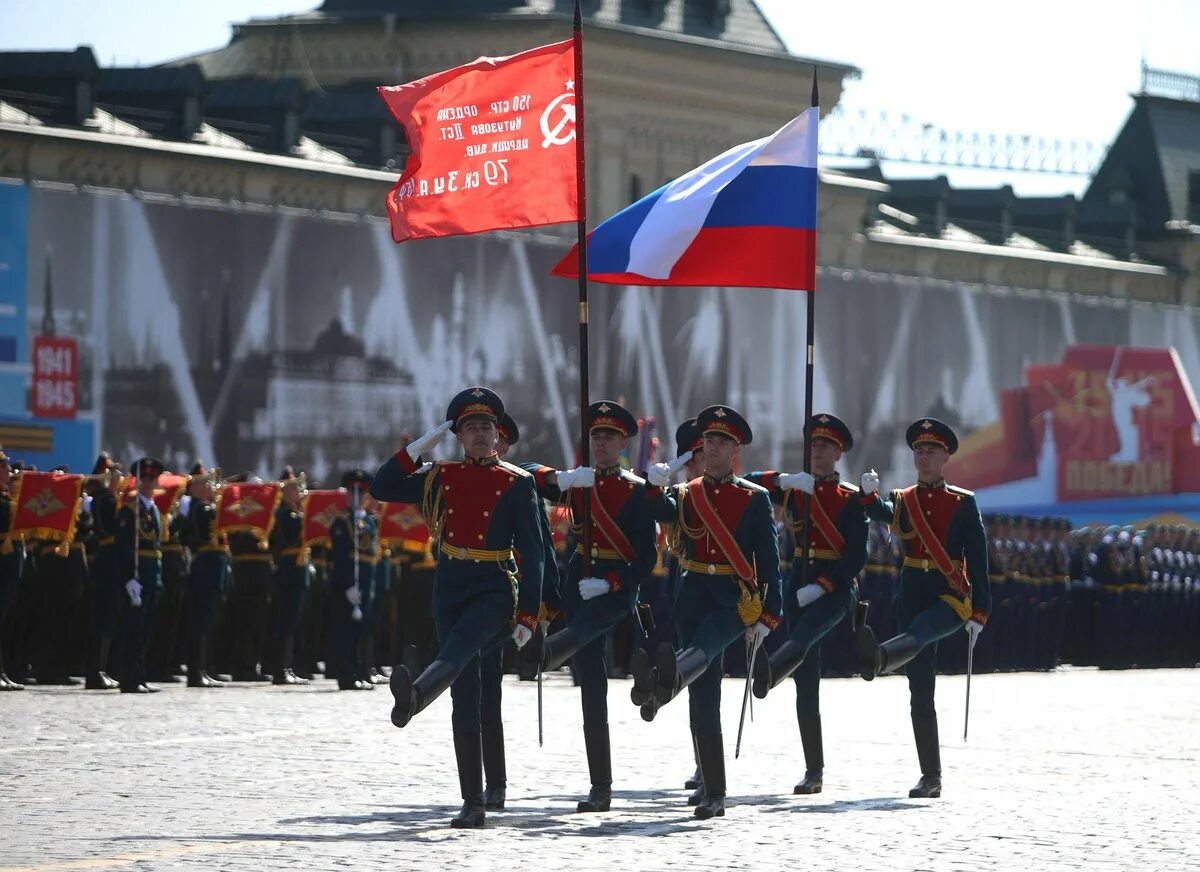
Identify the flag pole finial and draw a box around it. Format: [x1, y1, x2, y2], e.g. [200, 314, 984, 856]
[574, 0, 583, 30]
[811, 66, 819, 109]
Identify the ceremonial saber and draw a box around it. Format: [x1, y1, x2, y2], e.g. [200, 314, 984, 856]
[735, 635, 762, 759]
[537, 649, 544, 747]
[963, 632, 977, 742]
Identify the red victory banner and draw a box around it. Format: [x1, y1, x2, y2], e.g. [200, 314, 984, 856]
[215, 482, 281, 544]
[31, 336, 78, 419]
[9, 471, 84, 553]
[378, 38, 578, 241]
[379, 502, 432, 559]
[301, 489, 348, 550]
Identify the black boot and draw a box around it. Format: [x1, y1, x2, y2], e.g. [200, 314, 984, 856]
[909, 715, 942, 798]
[0, 649, 22, 691]
[451, 732, 486, 829]
[482, 724, 506, 811]
[693, 731, 726, 820]
[577, 724, 612, 813]
[752, 639, 805, 700]
[654, 644, 709, 707]
[793, 714, 824, 794]
[86, 637, 119, 690]
[543, 626, 583, 673]
[188, 636, 223, 688]
[629, 647, 655, 706]
[686, 734, 704, 804]
[273, 636, 308, 685]
[390, 659, 457, 728]
[857, 627, 921, 680]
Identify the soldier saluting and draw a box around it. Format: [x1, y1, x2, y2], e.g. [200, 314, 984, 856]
[634, 405, 782, 821]
[855, 418, 990, 798]
[370, 387, 545, 830]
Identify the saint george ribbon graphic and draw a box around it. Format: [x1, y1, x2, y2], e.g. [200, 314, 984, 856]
[378, 39, 579, 242]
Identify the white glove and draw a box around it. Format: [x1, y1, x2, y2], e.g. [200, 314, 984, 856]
[965, 619, 984, 641]
[415, 462, 434, 474]
[556, 466, 595, 489]
[345, 586, 362, 607]
[512, 624, 533, 649]
[578, 577, 610, 600]
[668, 450, 694, 475]
[125, 579, 143, 607]
[647, 462, 672, 487]
[405, 420, 453, 462]
[778, 472, 815, 494]
[177, 495, 192, 517]
[795, 583, 825, 608]
[860, 469, 880, 495]
[746, 620, 771, 647]
[350, 605, 363, 623]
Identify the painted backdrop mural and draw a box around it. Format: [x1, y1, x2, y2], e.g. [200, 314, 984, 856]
[5, 182, 1200, 500]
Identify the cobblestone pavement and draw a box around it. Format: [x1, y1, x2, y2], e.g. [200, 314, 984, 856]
[1, 666, 1196, 871]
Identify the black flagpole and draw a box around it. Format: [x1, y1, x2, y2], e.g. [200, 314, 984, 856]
[573, 0, 592, 578]
[798, 72, 819, 596]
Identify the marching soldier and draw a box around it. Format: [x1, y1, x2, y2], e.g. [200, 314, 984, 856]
[744, 414, 868, 795]
[477, 412, 563, 811]
[523, 401, 657, 814]
[85, 453, 122, 690]
[370, 387, 545, 829]
[0, 449, 25, 690]
[855, 418, 990, 798]
[117, 457, 166, 694]
[634, 405, 783, 820]
[328, 470, 376, 691]
[182, 462, 227, 688]
[30, 465, 88, 685]
[270, 467, 310, 685]
[357, 492, 385, 685]
[148, 475, 187, 684]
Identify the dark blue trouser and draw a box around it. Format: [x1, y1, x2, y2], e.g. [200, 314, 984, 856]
[434, 570, 515, 734]
[118, 571, 161, 688]
[561, 559, 639, 727]
[674, 574, 749, 733]
[480, 644, 505, 731]
[273, 581, 309, 637]
[91, 547, 122, 637]
[786, 571, 855, 719]
[895, 570, 967, 720]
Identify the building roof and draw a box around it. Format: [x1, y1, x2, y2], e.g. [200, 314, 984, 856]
[305, 0, 790, 55]
[1080, 93, 1200, 236]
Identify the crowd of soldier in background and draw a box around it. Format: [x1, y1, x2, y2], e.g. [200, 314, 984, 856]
[2, 447, 1197, 693]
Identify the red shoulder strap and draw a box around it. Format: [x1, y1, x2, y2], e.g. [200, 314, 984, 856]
[687, 479, 756, 586]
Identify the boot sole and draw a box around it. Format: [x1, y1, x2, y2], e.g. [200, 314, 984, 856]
[389, 669, 414, 728]
[653, 644, 678, 705]
[794, 784, 822, 795]
[576, 800, 611, 813]
[629, 649, 654, 706]
[693, 806, 725, 819]
[855, 626, 879, 681]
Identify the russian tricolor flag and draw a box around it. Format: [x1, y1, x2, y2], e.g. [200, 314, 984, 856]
[553, 107, 817, 291]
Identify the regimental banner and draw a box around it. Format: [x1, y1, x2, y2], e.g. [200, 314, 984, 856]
[154, 473, 189, 540]
[31, 336, 78, 419]
[9, 471, 84, 547]
[548, 504, 570, 555]
[379, 502, 432, 562]
[378, 38, 578, 242]
[215, 482, 281, 543]
[301, 489, 348, 550]
[948, 345, 1200, 505]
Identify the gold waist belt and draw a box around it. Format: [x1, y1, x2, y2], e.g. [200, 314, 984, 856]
[233, 553, 274, 563]
[97, 537, 115, 546]
[440, 544, 514, 563]
[137, 549, 161, 559]
[795, 547, 840, 561]
[903, 556, 962, 572]
[680, 559, 737, 576]
[198, 545, 229, 554]
[280, 547, 305, 556]
[574, 544, 626, 561]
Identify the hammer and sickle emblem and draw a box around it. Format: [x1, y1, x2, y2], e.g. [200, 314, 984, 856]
[540, 92, 577, 149]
